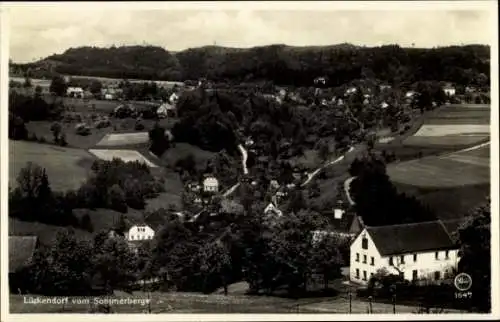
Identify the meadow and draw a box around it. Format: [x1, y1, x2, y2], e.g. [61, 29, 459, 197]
[9, 140, 95, 191]
[402, 104, 490, 148]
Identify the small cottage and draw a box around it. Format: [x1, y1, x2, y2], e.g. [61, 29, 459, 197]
[203, 176, 219, 193]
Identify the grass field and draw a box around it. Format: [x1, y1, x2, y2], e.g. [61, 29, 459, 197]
[387, 157, 489, 188]
[9, 140, 95, 191]
[9, 291, 463, 314]
[89, 149, 158, 167]
[395, 183, 489, 220]
[96, 132, 150, 146]
[402, 104, 490, 148]
[9, 217, 93, 246]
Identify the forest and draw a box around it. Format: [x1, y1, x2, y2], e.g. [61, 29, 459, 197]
[10, 44, 490, 87]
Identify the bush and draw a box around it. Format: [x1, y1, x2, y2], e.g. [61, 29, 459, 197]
[75, 123, 91, 136]
[94, 118, 111, 129]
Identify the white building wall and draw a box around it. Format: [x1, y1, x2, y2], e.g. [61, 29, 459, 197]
[126, 225, 155, 241]
[444, 88, 456, 96]
[350, 230, 383, 284]
[350, 229, 459, 285]
[382, 249, 459, 282]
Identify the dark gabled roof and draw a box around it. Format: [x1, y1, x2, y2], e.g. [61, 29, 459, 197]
[9, 236, 38, 273]
[366, 221, 456, 256]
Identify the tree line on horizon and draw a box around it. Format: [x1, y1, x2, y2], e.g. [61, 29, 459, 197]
[10, 44, 490, 87]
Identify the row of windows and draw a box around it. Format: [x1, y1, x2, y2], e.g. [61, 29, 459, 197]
[388, 251, 450, 266]
[355, 269, 374, 281]
[355, 253, 375, 265]
[130, 235, 153, 240]
[355, 268, 451, 282]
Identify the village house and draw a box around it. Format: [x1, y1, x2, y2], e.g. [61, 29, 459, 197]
[264, 198, 283, 218]
[9, 236, 39, 293]
[126, 224, 155, 242]
[380, 101, 389, 109]
[269, 179, 280, 190]
[203, 176, 219, 193]
[157, 102, 176, 118]
[169, 92, 180, 105]
[349, 221, 459, 285]
[345, 87, 357, 95]
[314, 76, 328, 86]
[245, 137, 255, 147]
[405, 90, 416, 98]
[66, 86, 84, 98]
[379, 84, 392, 91]
[443, 84, 456, 96]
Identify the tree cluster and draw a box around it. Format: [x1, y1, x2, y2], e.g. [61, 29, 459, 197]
[9, 159, 165, 229]
[348, 154, 436, 226]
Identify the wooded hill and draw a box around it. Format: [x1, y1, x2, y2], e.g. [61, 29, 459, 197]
[11, 44, 490, 87]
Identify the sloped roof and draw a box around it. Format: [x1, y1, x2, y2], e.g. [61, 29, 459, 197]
[366, 221, 456, 256]
[9, 236, 38, 273]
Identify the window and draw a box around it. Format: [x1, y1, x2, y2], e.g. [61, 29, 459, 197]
[400, 255, 405, 264]
[363, 271, 367, 281]
[389, 257, 393, 266]
[435, 252, 439, 260]
[363, 255, 367, 264]
[370, 257, 375, 266]
[434, 271, 441, 280]
[356, 253, 360, 262]
[356, 269, 360, 279]
[445, 250, 449, 259]
[413, 254, 417, 262]
[412, 270, 418, 281]
[362, 237, 368, 249]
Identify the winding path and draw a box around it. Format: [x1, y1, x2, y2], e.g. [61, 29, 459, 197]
[301, 146, 355, 187]
[343, 176, 356, 206]
[222, 144, 248, 197]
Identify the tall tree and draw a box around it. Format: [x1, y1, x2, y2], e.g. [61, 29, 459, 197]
[49, 75, 68, 97]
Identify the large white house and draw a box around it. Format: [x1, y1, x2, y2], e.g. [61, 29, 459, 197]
[125, 225, 155, 242]
[350, 221, 459, 285]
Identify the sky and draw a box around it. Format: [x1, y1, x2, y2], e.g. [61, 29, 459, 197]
[6, 2, 495, 63]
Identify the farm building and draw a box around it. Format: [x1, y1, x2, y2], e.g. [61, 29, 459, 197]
[203, 176, 219, 193]
[67, 87, 84, 98]
[9, 236, 39, 293]
[349, 221, 459, 285]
